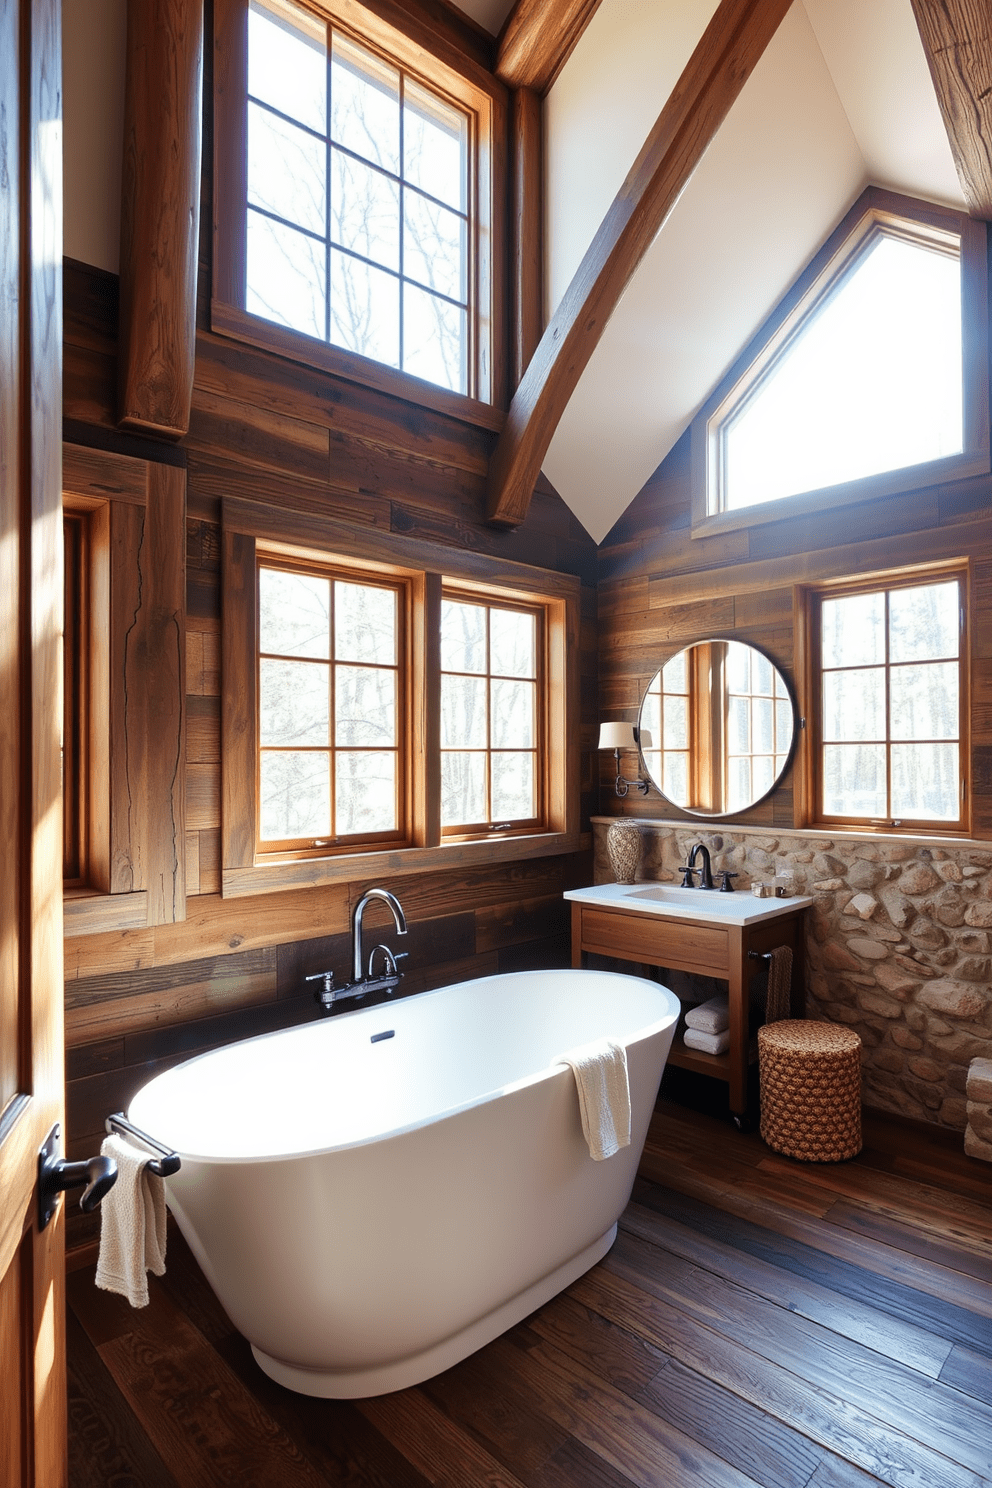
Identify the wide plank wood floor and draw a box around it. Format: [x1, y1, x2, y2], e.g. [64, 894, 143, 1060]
[67, 1095, 992, 1488]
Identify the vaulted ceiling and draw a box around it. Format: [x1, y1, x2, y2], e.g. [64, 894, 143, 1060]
[462, 0, 973, 543]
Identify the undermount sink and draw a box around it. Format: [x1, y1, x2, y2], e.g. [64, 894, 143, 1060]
[564, 881, 813, 926]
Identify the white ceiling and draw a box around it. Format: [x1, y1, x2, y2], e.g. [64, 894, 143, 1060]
[540, 0, 967, 543]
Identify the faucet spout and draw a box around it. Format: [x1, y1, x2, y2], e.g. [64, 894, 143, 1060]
[352, 888, 407, 984]
[687, 843, 714, 889]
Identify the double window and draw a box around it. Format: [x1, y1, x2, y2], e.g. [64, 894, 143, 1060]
[222, 514, 577, 892]
[213, 0, 500, 408]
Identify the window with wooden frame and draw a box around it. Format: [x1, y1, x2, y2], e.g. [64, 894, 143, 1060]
[802, 566, 969, 833]
[257, 559, 408, 854]
[212, 0, 504, 415]
[691, 188, 989, 537]
[440, 591, 543, 836]
[222, 503, 578, 896]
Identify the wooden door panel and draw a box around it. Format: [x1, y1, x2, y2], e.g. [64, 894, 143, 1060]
[0, 0, 66, 1484]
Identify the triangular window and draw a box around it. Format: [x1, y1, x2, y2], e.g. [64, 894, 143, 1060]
[692, 189, 988, 532]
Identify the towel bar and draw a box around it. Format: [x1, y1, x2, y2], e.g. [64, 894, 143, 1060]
[748, 950, 773, 962]
[106, 1112, 182, 1176]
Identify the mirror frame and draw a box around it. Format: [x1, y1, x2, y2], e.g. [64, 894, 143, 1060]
[637, 636, 799, 819]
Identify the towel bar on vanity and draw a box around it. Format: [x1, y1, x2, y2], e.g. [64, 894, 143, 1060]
[747, 950, 774, 962]
[106, 1112, 182, 1176]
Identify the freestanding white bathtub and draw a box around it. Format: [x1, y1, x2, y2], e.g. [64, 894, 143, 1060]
[127, 967, 679, 1397]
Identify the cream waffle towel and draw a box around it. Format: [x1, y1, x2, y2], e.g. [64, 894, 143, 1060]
[555, 1038, 631, 1160]
[683, 1026, 731, 1056]
[95, 1134, 167, 1308]
[684, 994, 729, 1034]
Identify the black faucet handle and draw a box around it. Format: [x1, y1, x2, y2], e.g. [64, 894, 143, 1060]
[679, 865, 699, 888]
[718, 871, 738, 892]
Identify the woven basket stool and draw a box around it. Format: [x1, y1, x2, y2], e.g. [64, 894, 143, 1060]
[758, 1020, 862, 1162]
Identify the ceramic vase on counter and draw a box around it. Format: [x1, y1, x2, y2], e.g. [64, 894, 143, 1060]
[606, 819, 642, 885]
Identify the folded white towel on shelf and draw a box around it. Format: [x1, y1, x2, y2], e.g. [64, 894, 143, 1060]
[95, 1134, 167, 1308]
[555, 1038, 631, 1161]
[684, 994, 729, 1035]
[683, 1027, 731, 1056]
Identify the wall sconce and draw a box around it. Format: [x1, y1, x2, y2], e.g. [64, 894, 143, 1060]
[598, 721, 650, 798]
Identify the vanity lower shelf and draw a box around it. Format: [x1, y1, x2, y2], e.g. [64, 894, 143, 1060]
[566, 885, 810, 1118]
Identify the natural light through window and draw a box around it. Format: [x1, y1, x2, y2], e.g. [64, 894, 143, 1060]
[721, 233, 963, 511]
[817, 577, 962, 826]
[440, 597, 540, 832]
[246, 0, 470, 394]
[258, 564, 404, 849]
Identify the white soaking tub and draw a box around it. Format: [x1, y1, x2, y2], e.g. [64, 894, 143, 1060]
[127, 968, 679, 1397]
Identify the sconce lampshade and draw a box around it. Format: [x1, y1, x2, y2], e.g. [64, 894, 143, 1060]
[598, 721, 636, 751]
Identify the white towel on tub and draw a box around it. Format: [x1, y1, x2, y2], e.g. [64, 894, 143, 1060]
[95, 1134, 167, 1308]
[554, 1038, 631, 1161]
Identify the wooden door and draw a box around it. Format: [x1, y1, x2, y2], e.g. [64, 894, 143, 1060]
[0, 1, 66, 1484]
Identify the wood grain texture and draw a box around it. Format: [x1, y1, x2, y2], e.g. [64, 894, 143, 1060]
[487, 0, 793, 526]
[118, 0, 203, 436]
[496, 0, 603, 92]
[511, 87, 544, 388]
[911, 0, 992, 218]
[67, 1099, 992, 1487]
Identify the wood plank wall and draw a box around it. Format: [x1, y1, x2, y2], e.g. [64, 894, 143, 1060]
[62, 258, 598, 1253]
[596, 289, 992, 834]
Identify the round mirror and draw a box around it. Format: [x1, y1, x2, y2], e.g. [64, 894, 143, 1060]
[638, 639, 796, 818]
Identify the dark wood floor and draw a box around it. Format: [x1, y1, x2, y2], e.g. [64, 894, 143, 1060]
[66, 1092, 992, 1488]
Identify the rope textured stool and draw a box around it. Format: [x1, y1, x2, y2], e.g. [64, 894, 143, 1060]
[758, 1020, 862, 1161]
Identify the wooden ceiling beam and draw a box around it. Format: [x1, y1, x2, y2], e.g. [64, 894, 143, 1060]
[118, 0, 204, 438]
[486, 0, 792, 528]
[910, 0, 992, 220]
[496, 0, 603, 93]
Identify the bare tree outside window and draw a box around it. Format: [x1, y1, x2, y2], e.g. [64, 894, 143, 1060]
[818, 577, 962, 824]
[245, 0, 470, 393]
[258, 564, 402, 847]
[440, 598, 539, 830]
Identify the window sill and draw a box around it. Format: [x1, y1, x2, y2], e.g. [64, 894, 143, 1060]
[210, 300, 507, 434]
[63, 889, 149, 937]
[222, 830, 585, 899]
[689, 448, 991, 541]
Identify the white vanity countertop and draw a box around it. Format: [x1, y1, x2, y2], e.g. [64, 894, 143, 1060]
[564, 882, 814, 927]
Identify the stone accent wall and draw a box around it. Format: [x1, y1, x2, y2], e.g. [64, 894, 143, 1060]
[966, 1058, 992, 1161]
[592, 819, 992, 1131]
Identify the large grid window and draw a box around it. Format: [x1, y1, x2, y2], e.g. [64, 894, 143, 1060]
[813, 573, 966, 829]
[440, 596, 541, 832]
[641, 653, 690, 806]
[257, 562, 405, 850]
[245, 0, 470, 394]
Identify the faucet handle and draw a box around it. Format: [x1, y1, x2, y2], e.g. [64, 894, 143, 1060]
[305, 970, 336, 1010]
[679, 865, 699, 888]
[717, 871, 738, 892]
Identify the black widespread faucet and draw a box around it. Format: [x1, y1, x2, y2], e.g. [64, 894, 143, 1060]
[687, 842, 715, 889]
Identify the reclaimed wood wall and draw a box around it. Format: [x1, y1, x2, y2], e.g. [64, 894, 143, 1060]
[62, 257, 598, 1253]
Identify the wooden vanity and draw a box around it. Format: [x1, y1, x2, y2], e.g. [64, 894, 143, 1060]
[565, 883, 811, 1121]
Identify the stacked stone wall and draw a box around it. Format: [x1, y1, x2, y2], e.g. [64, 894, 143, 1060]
[592, 820, 992, 1131]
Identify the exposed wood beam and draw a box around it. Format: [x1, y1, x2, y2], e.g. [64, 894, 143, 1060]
[487, 0, 792, 528]
[511, 87, 544, 386]
[910, 0, 992, 220]
[496, 0, 603, 93]
[118, 0, 204, 438]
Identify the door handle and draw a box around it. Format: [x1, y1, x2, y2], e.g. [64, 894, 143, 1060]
[38, 1123, 118, 1230]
